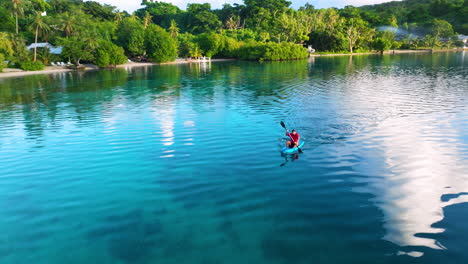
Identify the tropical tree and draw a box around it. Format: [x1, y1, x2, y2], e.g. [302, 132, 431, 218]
[273, 10, 315, 44]
[30, 0, 49, 11]
[189, 44, 203, 59]
[0, 32, 14, 72]
[422, 34, 440, 47]
[196, 32, 224, 57]
[0, 32, 14, 57]
[219, 36, 241, 57]
[186, 3, 222, 34]
[114, 12, 123, 24]
[95, 40, 127, 67]
[82, 0, 116, 21]
[169, 19, 179, 38]
[8, 34, 28, 63]
[28, 11, 50, 62]
[59, 12, 77, 37]
[225, 16, 241, 30]
[177, 32, 195, 58]
[373, 31, 394, 53]
[116, 17, 146, 57]
[373, 37, 392, 54]
[0, 4, 16, 32]
[0, 53, 6, 72]
[136, 0, 180, 28]
[308, 8, 348, 52]
[37, 47, 58, 65]
[345, 18, 374, 53]
[144, 24, 177, 62]
[9, 0, 30, 34]
[430, 19, 455, 39]
[143, 11, 152, 29]
[244, 0, 291, 31]
[58, 36, 95, 65]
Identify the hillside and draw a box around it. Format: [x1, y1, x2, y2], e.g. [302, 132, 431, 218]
[359, 0, 468, 34]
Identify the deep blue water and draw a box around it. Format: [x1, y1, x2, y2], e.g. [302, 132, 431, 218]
[0, 52, 467, 264]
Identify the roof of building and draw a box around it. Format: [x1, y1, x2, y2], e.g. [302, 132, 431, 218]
[27, 42, 63, 54]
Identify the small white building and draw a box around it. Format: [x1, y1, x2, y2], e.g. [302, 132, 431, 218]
[27, 42, 62, 54]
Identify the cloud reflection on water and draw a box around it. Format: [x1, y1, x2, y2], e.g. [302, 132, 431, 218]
[337, 68, 468, 253]
[371, 116, 468, 251]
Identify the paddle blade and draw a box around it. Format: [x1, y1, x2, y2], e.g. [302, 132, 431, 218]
[280, 121, 286, 129]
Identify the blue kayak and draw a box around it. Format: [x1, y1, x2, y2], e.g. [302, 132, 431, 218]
[281, 141, 305, 154]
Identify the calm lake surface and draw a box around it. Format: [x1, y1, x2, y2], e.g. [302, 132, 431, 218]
[0, 52, 467, 264]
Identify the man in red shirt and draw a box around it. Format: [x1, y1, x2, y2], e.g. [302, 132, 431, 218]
[286, 129, 300, 148]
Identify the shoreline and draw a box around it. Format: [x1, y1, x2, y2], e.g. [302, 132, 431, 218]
[0, 67, 74, 78]
[0, 49, 465, 79]
[118, 58, 236, 68]
[311, 48, 467, 57]
[0, 58, 236, 79]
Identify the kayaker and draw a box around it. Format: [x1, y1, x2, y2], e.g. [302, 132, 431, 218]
[286, 129, 300, 149]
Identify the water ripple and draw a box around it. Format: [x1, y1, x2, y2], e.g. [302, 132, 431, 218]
[0, 53, 467, 264]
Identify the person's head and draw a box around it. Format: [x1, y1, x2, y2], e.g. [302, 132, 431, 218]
[291, 129, 296, 135]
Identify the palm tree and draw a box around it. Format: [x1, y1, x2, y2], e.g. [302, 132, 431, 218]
[169, 19, 179, 38]
[225, 16, 240, 30]
[10, 0, 30, 34]
[60, 12, 76, 37]
[29, 11, 50, 62]
[143, 11, 152, 29]
[189, 44, 202, 60]
[114, 12, 123, 24]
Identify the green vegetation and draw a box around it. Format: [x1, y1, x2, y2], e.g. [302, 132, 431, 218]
[360, 0, 467, 35]
[237, 42, 309, 61]
[373, 31, 396, 53]
[19, 60, 44, 71]
[145, 24, 178, 63]
[0, 0, 466, 72]
[58, 36, 95, 65]
[95, 40, 127, 68]
[116, 17, 146, 58]
[0, 53, 6, 72]
[0, 32, 14, 72]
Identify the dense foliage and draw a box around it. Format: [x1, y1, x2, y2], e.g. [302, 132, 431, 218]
[19, 60, 45, 71]
[360, 0, 467, 35]
[145, 24, 178, 63]
[0, 53, 6, 72]
[0, 0, 465, 70]
[237, 42, 309, 61]
[95, 40, 127, 67]
[115, 17, 146, 58]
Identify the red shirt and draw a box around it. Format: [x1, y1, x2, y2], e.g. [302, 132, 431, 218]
[288, 133, 300, 142]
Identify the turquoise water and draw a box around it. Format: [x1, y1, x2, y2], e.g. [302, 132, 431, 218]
[0, 52, 467, 264]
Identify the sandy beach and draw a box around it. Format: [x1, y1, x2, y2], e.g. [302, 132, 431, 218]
[0, 66, 73, 78]
[0, 58, 237, 79]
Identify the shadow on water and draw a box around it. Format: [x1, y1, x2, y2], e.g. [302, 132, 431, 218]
[415, 202, 468, 263]
[279, 152, 300, 167]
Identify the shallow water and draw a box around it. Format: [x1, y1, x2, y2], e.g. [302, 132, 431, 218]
[0, 52, 467, 264]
